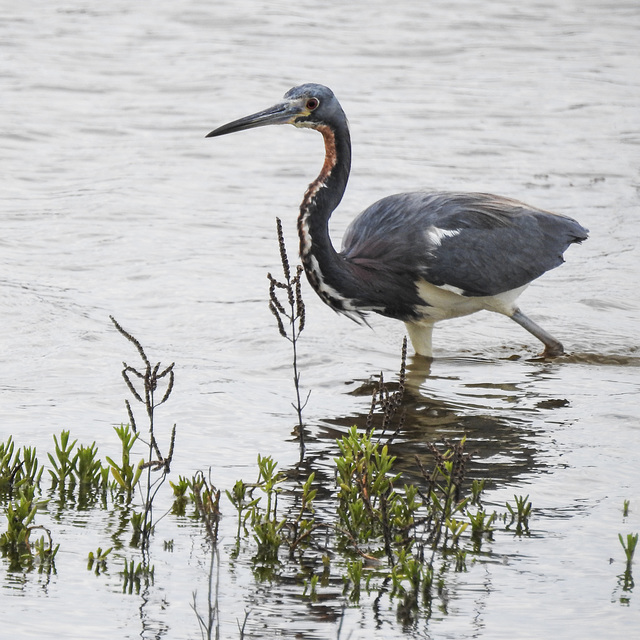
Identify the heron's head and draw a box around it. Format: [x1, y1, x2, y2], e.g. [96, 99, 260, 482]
[206, 83, 346, 138]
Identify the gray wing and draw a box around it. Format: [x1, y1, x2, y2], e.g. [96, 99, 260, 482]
[340, 191, 588, 297]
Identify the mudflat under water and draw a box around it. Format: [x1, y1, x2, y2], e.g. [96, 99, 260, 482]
[1, 1, 639, 638]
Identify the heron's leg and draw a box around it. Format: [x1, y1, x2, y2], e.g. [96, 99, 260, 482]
[510, 308, 564, 357]
[405, 321, 435, 358]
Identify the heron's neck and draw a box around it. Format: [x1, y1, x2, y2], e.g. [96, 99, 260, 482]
[297, 122, 354, 310]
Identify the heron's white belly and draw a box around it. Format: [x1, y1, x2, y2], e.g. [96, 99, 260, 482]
[415, 280, 529, 322]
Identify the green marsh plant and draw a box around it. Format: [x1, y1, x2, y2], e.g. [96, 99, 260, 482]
[87, 546, 113, 575]
[0, 436, 43, 495]
[75, 442, 107, 488]
[618, 532, 638, 592]
[335, 425, 416, 560]
[226, 479, 260, 542]
[190, 470, 221, 543]
[505, 494, 532, 535]
[249, 454, 287, 564]
[48, 430, 78, 490]
[106, 424, 143, 501]
[227, 454, 320, 572]
[169, 475, 191, 516]
[122, 557, 155, 595]
[47, 430, 111, 508]
[0, 482, 58, 571]
[223, 342, 500, 620]
[619, 532, 638, 569]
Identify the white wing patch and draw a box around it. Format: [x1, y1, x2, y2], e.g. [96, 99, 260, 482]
[425, 226, 460, 247]
[437, 283, 466, 296]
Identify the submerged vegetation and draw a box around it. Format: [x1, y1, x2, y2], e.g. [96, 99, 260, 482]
[0, 407, 539, 626]
[617, 499, 638, 600]
[0, 308, 548, 636]
[0, 317, 182, 581]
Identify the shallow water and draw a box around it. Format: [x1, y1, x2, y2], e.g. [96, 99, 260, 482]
[1, 0, 639, 638]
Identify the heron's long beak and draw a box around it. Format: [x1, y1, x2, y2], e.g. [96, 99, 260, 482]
[206, 99, 301, 138]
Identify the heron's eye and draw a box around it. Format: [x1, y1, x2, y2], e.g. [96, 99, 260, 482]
[306, 98, 319, 111]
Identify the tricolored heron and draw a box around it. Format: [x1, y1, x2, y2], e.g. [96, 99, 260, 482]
[207, 84, 588, 358]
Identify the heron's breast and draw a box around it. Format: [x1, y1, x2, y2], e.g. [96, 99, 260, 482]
[414, 279, 529, 321]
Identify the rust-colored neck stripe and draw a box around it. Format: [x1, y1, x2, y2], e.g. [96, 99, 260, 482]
[301, 125, 337, 211]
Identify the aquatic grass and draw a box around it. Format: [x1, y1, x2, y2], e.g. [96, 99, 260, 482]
[619, 533, 638, 570]
[220, 342, 502, 623]
[470, 478, 487, 506]
[332, 418, 484, 617]
[335, 426, 410, 560]
[0, 437, 43, 495]
[1, 346, 522, 637]
[48, 430, 78, 490]
[613, 500, 637, 602]
[169, 475, 191, 516]
[105, 424, 143, 501]
[32, 530, 59, 573]
[267, 217, 308, 462]
[247, 455, 288, 566]
[0, 420, 179, 577]
[505, 494, 532, 535]
[226, 454, 324, 579]
[332, 341, 413, 563]
[0, 485, 38, 553]
[0, 318, 575, 636]
[467, 507, 497, 551]
[415, 437, 471, 553]
[0, 427, 149, 572]
[286, 470, 318, 557]
[224, 407, 495, 625]
[87, 546, 112, 575]
[122, 558, 155, 595]
[190, 471, 221, 543]
[303, 572, 320, 601]
[45, 430, 114, 509]
[0, 482, 58, 572]
[390, 547, 434, 601]
[344, 558, 364, 602]
[75, 442, 104, 487]
[226, 479, 260, 542]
